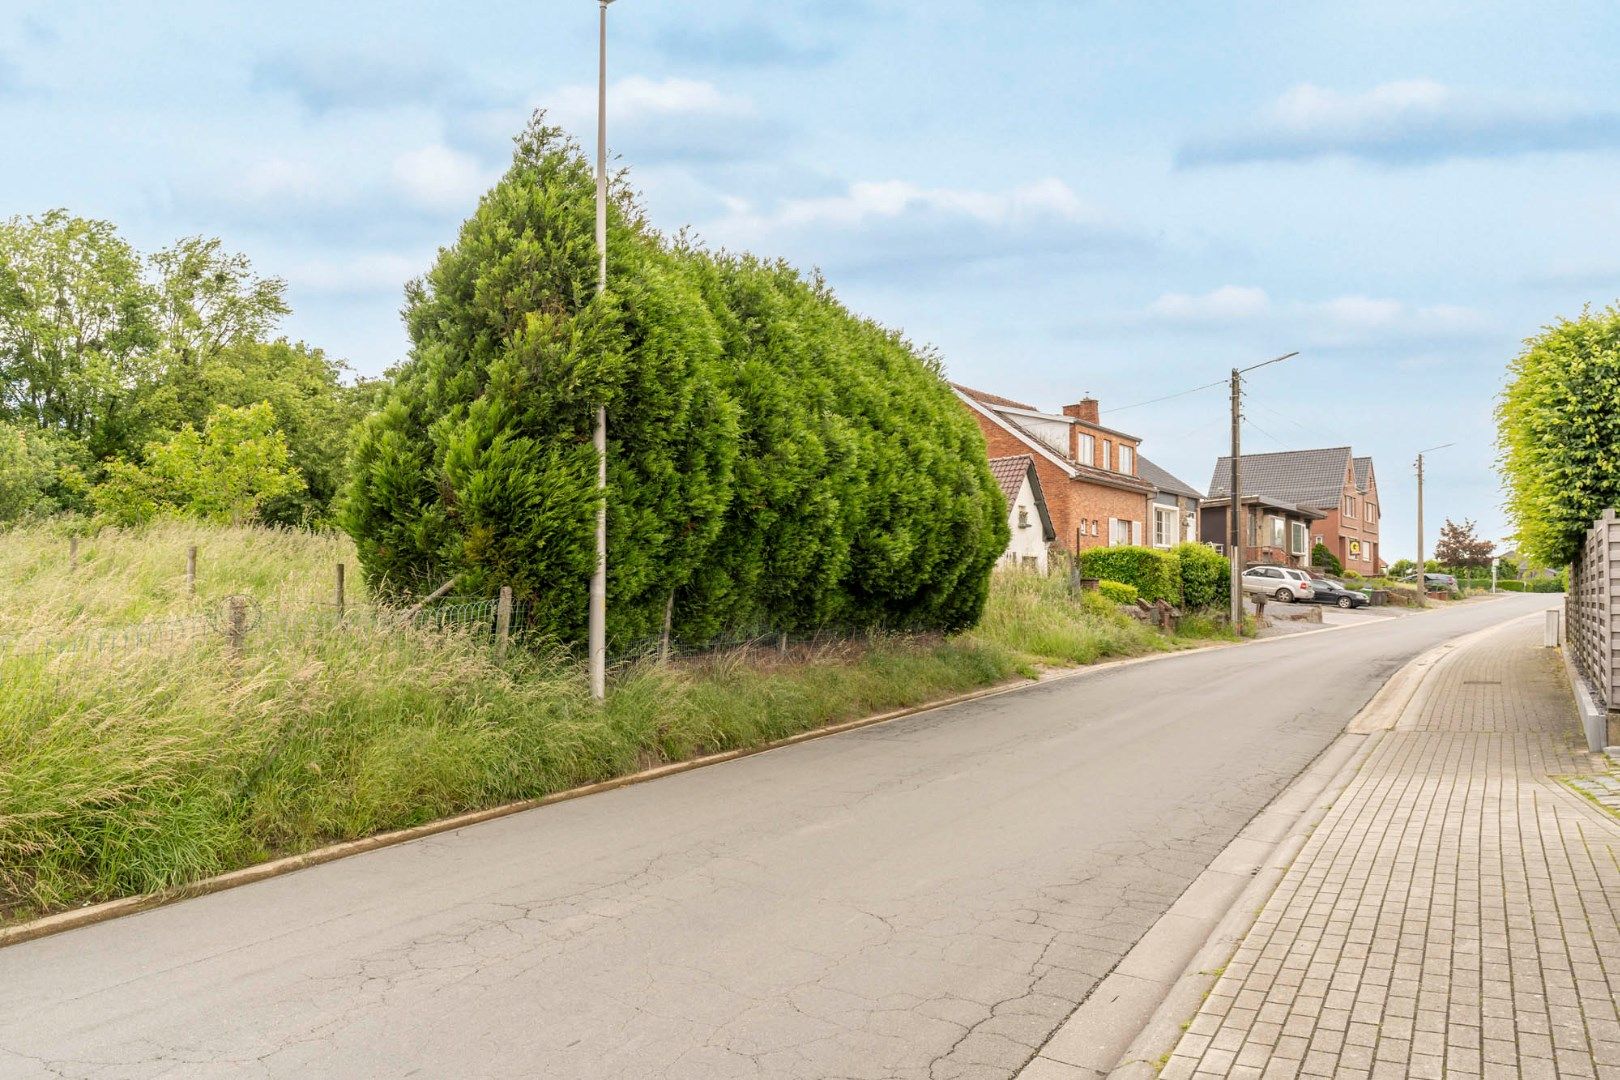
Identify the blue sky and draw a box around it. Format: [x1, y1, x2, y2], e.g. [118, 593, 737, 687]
[7, 0, 1620, 560]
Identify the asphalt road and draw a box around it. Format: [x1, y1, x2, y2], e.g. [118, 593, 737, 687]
[0, 595, 1556, 1080]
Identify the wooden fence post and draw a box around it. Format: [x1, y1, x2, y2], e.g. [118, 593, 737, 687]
[187, 546, 198, 597]
[495, 586, 513, 658]
[660, 589, 675, 663]
[70, 536, 79, 573]
[226, 596, 245, 658]
[335, 563, 346, 619]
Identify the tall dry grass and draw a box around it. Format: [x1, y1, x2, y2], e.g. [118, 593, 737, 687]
[0, 529, 1229, 921]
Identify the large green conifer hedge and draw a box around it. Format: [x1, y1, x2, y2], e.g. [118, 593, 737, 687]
[345, 119, 1007, 647]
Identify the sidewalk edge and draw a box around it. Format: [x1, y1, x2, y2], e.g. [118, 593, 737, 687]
[1016, 611, 1540, 1080]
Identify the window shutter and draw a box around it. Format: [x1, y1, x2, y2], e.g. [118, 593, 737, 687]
[1131, 520, 1142, 545]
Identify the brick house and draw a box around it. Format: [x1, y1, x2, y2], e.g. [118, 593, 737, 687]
[1206, 447, 1381, 575]
[987, 455, 1056, 573]
[954, 385, 1154, 553]
[1198, 495, 1325, 568]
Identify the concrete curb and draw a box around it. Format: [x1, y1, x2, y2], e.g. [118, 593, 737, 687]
[1, 635, 1245, 951]
[1015, 607, 1539, 1080]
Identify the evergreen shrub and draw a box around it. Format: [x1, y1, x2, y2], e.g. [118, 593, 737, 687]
[344, 119, 1008, 647]
[1172, 541, 1230, 610]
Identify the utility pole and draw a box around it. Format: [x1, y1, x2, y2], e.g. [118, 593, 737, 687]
[588, 0, 616, 702]
[1414, 443, 1452, 597]
[1228, 368, 1242, 628]
[1226, 352, 1300, 630]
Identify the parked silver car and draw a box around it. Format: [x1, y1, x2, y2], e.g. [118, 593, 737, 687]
[1242, 564, 1315, 602]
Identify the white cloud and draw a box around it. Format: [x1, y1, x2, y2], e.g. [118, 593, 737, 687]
[391, 144, 493, 211]
[1139, 285, 1488, 344]
[550, 76, 752, 129]
[1180, 79, 1620, 166]
[1148, 285, 1270, 322]
[702, 177, 1134, 278]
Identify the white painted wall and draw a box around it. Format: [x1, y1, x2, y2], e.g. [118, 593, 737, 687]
[1000, 473, 1050, 573]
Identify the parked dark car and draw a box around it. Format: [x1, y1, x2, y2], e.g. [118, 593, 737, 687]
[1400, 571, 1459, 592]
[1307, 578, 1370, 609]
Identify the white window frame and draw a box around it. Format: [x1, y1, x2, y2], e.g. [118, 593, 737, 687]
[1290, 521, 1308, 555]
[1267, 515, 1285, 549]
[1118, 445, 1134, 475]
[1076, 433, 1095, 467]
[1153, 505, 1177, 548]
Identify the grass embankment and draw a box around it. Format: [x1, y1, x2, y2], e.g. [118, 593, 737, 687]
[0, 522, 1234, 922]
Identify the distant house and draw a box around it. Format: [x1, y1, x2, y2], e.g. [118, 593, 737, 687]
[988, 455, 1055, 572]
[1199, 495, 1325, 568]
[1207, 447, 1381, 574]
[1138, 457, 1201, 548]
[954, 385, 1156, 553]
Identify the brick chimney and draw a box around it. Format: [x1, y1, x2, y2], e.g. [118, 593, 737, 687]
[1063, 398, 1100, 425]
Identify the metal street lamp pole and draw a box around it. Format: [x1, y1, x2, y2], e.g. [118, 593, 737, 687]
[1414, 442, 1452, 597]
[588, 0, 615, 702]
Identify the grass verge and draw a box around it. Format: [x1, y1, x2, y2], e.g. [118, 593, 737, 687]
[0, 529, 1234, 923]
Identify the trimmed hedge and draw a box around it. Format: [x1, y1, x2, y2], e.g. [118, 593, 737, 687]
[1173, 541, 1230, 610]
[1097, 579, 1139, 605]
[1079, 545, 1178, 603]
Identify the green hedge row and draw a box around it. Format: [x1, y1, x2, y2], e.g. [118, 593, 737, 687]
[1080, 546, 1178, 603]
[344, 119, 1008, 647]
[1079, 543, 1233, 610]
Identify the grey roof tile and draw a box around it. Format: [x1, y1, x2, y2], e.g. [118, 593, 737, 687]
[1137, 456, 1203, 500]
[1207, 447, 1355, 509]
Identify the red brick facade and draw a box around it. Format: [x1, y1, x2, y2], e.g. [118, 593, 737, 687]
[958, 390, 1153, 553]
[1311, 460, 1380, 575]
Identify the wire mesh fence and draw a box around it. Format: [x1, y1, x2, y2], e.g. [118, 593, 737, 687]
[0, 595, 535, 661]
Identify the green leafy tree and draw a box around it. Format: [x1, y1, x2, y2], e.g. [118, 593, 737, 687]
[0, 210, 159, 461]
[1498, 305, 1620, 564]
[1310, 542, 1343, 576]
[1388, 558, 1416, 578]
[91, 402, 303, 525]
[346, 116, 1006, 644]
[0, 421, 60, 522]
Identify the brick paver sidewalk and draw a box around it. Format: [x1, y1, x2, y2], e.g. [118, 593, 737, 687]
[1161, 618, 1620, 1079]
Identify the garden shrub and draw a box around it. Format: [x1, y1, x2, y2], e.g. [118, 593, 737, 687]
[1079, 545, 1178, 603]
[1172, 541, 1229, 610]
[1096, 580, 1139, 605]
[1310, 542, 1343, 576]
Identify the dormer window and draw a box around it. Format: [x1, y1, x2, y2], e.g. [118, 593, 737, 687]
[1076, 433, 1095, 467]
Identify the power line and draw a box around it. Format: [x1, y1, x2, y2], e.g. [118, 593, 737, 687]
[1110, 378, 1228, 414]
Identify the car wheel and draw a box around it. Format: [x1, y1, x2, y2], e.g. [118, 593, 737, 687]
[1274, 588, 1292, 602]
[1338, 596, 1354, 609]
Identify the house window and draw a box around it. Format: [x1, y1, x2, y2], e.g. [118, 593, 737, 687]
[1153, 505, 1177, 548]
[1092, 520, 1099, 536]
[1267, 515, 1285, 548]
[1290, 522, 1308, 555]
[1118, 445, 1134, 474]
[1110, 518, 1135, 545]
[1365, 502, 1377, 523]
[1077, 433, 1095, 467]
[1017, 507, 1030, 529]
[1343, 496, 1357, 519]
